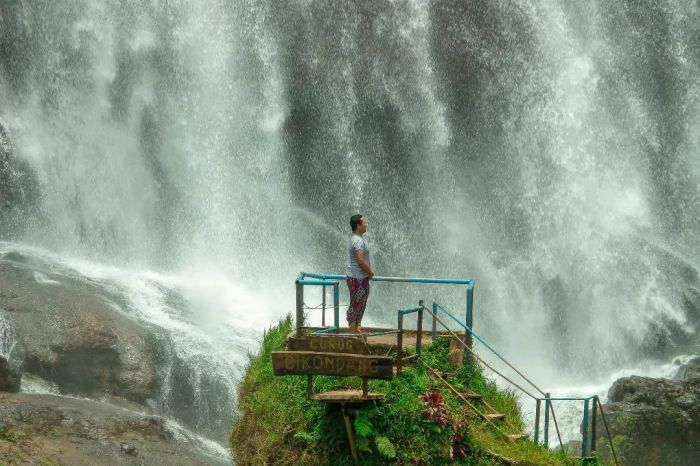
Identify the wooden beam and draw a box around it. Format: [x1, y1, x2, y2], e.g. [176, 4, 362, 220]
[271, 352, 393, 380]
[287, 335, 369, 355]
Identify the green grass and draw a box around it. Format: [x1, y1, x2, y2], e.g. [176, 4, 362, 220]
[230, 316, 592, 465]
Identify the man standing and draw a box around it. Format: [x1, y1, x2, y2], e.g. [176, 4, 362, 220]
[347, 214, 374, 334]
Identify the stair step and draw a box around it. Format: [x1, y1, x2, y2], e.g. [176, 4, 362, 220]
[485, 413, 505, 421]
[459, 391, 483, 400]
[507, 434, 528, 443]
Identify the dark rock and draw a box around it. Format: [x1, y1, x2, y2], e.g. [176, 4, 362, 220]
[673, 356, 700, 383]
[0, 356, 20, 392]
[1, 251, 26, 263]
[594, 372, 700, 466]
[0, 249, 238, 442]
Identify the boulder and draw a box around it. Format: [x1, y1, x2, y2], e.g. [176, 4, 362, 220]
[0, 356, 20, 392]
[594, 370, 700, 466]
[673, 356, 700, 383]
[0, 249, 239, 442]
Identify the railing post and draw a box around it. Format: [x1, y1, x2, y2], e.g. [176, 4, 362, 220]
[321, 285, 326, 327]
[465, 286, 474, 349]
[582, 398, 590, 458]
[591, 396, 598, 455]
[416, 300, 424, 356]
[397, 313, 404, 376]
[544, 393, 550, 448]
[296, 281, 304, 337]
[534, 398, 541, 444]
[333, 282, 340, 329]
[431, 302, 438, 341]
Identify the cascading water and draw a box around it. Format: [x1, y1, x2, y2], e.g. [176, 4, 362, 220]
[2, 0, 699, 448]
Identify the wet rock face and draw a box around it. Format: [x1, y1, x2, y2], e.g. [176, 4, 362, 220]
[596, 367, 700, 466]
[0, 258, 157, 402]
[0, 249, 237, 442]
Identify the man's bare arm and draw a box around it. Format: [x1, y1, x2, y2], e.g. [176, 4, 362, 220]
[356, 250, 374, 278]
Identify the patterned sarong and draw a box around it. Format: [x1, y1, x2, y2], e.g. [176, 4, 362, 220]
[346, 277, 370, 324]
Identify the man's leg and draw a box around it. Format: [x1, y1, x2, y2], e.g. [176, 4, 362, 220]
[355, 279, 369, 333]
[347, 278, 360, 333]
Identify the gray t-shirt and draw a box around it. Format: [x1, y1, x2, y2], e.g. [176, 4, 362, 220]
[347, 233, 370, 279]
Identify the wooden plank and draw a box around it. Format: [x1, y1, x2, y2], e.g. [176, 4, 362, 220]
[271, 351, 393, 380]
[287, 335, 369, 355]
[309, 390, 385, 403]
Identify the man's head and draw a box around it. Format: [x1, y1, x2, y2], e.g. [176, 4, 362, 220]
[350, 214, 366, 234]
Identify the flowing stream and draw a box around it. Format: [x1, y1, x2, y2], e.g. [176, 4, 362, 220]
[2, 0, 700, 448]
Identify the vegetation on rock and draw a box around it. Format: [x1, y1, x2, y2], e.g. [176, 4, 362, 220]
[231, 316, 588, 465]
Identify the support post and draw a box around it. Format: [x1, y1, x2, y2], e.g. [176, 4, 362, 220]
[465, 286, 474, 349]
[544, 393, 550, 448]
[321, 285, 326, 327]
[416, 300, 424, 356]
[307, 375, 313, 398]
[534, 398, 541, 444]
[296, 281, 304, 337]
[333, 282, 340, 329]
[431, 302, 438, 341]
[582, 398, 590, 458]
[362, 378, 368, 399]
[591, 396, 598, 455]
[397, 313, 404, 376]
[341, 404, 360, 466]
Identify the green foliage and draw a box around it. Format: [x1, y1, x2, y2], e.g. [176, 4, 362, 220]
[374, 435, 396, 459]
[47, 427, 62, 438]
[0, 429, 16, 443]
[353, 410, 372, 437]
[230, 318, 580, 465]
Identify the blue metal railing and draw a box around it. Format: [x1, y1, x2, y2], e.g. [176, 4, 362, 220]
[295, 272, 474, 337]
[429, 302, 618, 463]
[395, 304, 424, 375]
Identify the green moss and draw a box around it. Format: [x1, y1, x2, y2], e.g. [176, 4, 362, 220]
[230, 316, 588, 465]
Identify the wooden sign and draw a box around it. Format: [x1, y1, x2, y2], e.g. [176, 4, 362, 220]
[287, 335, 369, 355]
[271, 351, 393, 380]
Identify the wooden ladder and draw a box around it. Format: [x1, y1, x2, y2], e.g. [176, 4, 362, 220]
[426, 366, 528, 443]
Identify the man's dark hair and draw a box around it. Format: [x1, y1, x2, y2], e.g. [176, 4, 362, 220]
[350, 214, 363, 231]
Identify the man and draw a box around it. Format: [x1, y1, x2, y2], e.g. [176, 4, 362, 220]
[347, 214, 374, 333]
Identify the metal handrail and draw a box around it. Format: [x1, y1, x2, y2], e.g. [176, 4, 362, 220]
[432, 303, 570, 453]
[396, 304, 425, 375]
[422, 304, 538, 400]
[295, 272, 475, 341]
[595, 396, 620, 466]
[300, 272, 474, 287]
[434, 302, 547, 396]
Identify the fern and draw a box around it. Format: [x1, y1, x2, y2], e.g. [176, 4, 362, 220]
[356, 436, 372, 453]
[374, 436, 396, 459]
[353, 412, 373, 437]
[293, 431, 317, 443]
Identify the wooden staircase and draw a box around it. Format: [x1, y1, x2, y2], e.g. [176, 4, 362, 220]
[424, 364, 528, 443]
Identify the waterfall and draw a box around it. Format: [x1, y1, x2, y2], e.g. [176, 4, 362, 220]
[2, 0, 700, 442]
